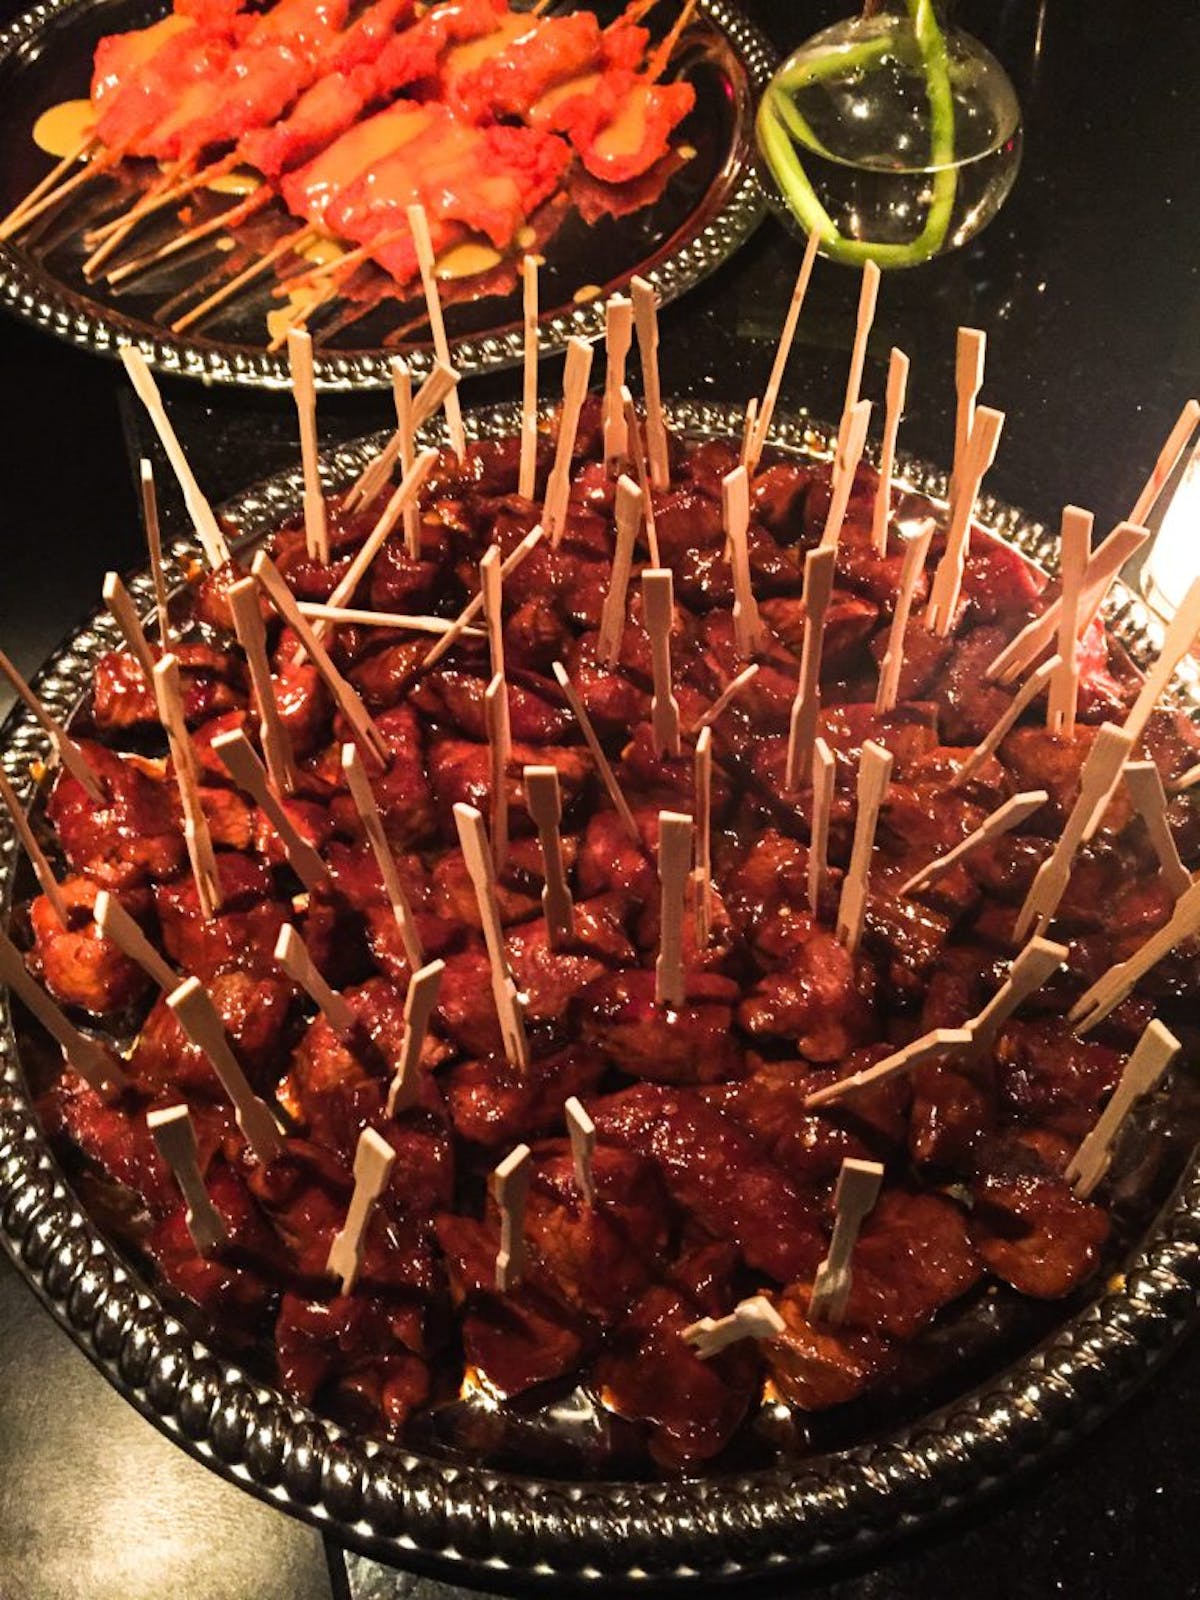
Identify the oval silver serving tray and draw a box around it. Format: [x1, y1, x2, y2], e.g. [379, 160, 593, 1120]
[0, 400, 1198, 1588]
[0, 0, 776, 390]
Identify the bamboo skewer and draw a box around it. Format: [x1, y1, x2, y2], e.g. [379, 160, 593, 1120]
[120, 348, 230, 568]
[819, 398, 872, 552]
[341, 743, 424, 971]
[0, 147, 113, 242]
[1124, 761, 1191, 898]
[722, 464, 766, 658]
[386, 958, 444, 1116]
[631, 276, 670, 489]
[287, 327, 329, 564]
[806, 1026, 974, 1109]
[153, 654, 222, 918]
[141, 460, 173, 647]
[564, 1095, 596, 1206]
[1013, 723, 1136, 941]
[808, 1157, 884, 1325]
[251, 553, 390, 768]
[424, 528, 544, 669]
[1, 132, 98, 236]
[785, 545, 836, 790]
[655, 810, 693, 1007]
[102, 571, 156, 685]
[1066, 1021, 1181, 1197]
[924, 405, 1005, 635]
[739, 398, 759, 468]
[693, 726, 713, 945]
[694, 664, 759, 733]
[807, 736, 835, 919]
[1072, 879, 1200, 1033]
[620, 388, 661, 565]
[552, 662, 639, 840]
[480, 545, 505, 680]
[147, 1104, 227, 1255]
[346, 360, 457, 518]
[275, 924, 356, 1038]
[0, 648, 103, 800]
[642, 568, 681, 757]
[835, 740, 893, 954]
[900, 790, 1049, 899]
[171, 225, 316, 333]
[525, 765, 575, 948]
[320, 447, 439, 626]
[407, 203, 466, 460]
[1045, 506, 1092, 736]
[228, 576, 298, 797]
[746, 227, 820, 474]
[327, 1127, 395, 1294]
[454, 803, 529, 1070]
[83, 156, 218, 278]
[871, 348, 909, 555]
[168, 978, 283, 1161]
[212, 728, 327, 892]
[94, 889, 178, 993]
[682, 1296, 785, 1359]
[491, 1143, 532, 1291]
[0, 766, 68, 924]
[543, 337, 594, 545]
[602, 293, 633, 470]
[597, 476, 643, 665]
[987, 521, 1149, 685]
[297, 602, 480, 636]
[874, 518, 934, 714]
[519, 256, 539, 500]
[485, 671, 512, 872]
[951, 653, 1061, 789]
[106, 187, 272, 287]
[965, 935, 1068, 1055]
[1129, 399, 1200, 525]
[842, 260, 881, 417]
[0, 929, 126, 1097]
[949, 327, 986, 506]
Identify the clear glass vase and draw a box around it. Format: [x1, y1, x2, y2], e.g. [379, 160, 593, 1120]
[756, 0, 1022, 268]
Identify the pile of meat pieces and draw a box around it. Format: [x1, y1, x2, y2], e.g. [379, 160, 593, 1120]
[25, 403, 1200, 1469]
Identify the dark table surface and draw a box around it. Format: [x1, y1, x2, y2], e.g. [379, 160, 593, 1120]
[1, 1, 1199, 1596]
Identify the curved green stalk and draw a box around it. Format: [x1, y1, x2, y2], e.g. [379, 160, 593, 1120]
[758, 0, 960, 268]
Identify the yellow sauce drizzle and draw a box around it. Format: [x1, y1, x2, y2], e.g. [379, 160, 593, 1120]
[573, 283, 602, 304]
[436, 239, 502, 280]
[592, 84, 651, 161]
[297, 236, 345, 268]
[32, 99, 95, 159]
[207, 168, 261, 197]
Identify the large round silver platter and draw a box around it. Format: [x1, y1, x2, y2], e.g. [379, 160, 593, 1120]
[0, 401, 1197, 1587]
[0, 0, 775, 390]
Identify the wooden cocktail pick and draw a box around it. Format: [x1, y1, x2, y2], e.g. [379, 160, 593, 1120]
[785, 545, 836, 790]
[425, 528, 543, 669]
[94, 889, 178, 993]
[543, 337, 594, 545]
[597, 476, 643, 665]
[656, 811, 693, 1007]
[341, 744, 424, 970]
[806, 1027, 974, 1109]
[386, 959, 444, 1116]
[602, 293, 633, 470]
[965, 935, 1069, 1055]
[925, 404, 1005, 636]
[694, 664, 759, 733]
[212, 729, 327, 893]
[153, 654, 222, 919]
[481, 545, 505, 680]
[1071, 878, 1200, 1034]
[120, 347, 230, 569]
[745, 227, 820, 475]
[836, 740, 893, 954]
[1065, 1020, 1181, 1198]
[227, 575, 298, 797]
[620, 386, 662, 565]
[807, 736, 835, 919]
[0, 765, 67, 924]
[167, 978, 283, 1162]
[843, 260, 881, 417]
[297, 603, 479, 637]
[147, 1104, 227, 1256]
[1128, 399, 1200, 525]
[327, 1126, 395, 1294]
[630, 275, 670, 489]
[564, 1094, 596, 1207]
[347, 360, 458, 524]
[454, 803, 530, 1071]
[693, 727, 714, 945]
[322, 446, 439, 621]
[808, 1157, 884, 1325]
[722, 464, 766, 659]
[102, 571, 156, 686]
[899, 791, 1048, 899]
[406, 203, 466, 460]
[485, 672, 512, 873]
[951, 654, 1061, 788]
[140, 458, 173, 648]
[552, 662, 639, 841]
[1045, 506, 1092, 737]
[519, 255, 540, 500]
[1123, 760, 1191, 898]
[949, 327, 986, 507]
[819, 399, 872, 553]
[871, 347, 910, 555]
[642, 568, 682, 757]
[682, 1296, 786, 1360]
[0, 928, 127, 1098]
[491, 1143, 532, 1292]
[0, 648, 102, 800]
[286, 327, 329, 564]
[525, 765, 575, 948]
[874, 518, 934, 714]
[275, 924, 355, 1038]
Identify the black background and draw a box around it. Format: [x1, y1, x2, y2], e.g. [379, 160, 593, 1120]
[0, 2, 1199, 1596]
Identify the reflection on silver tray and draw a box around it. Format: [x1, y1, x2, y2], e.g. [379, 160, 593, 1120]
[0, 0, 775, 390]
[0, 401, 1198, 1588]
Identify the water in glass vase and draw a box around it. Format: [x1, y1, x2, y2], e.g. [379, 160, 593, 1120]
[757, 9, 1022, 268]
